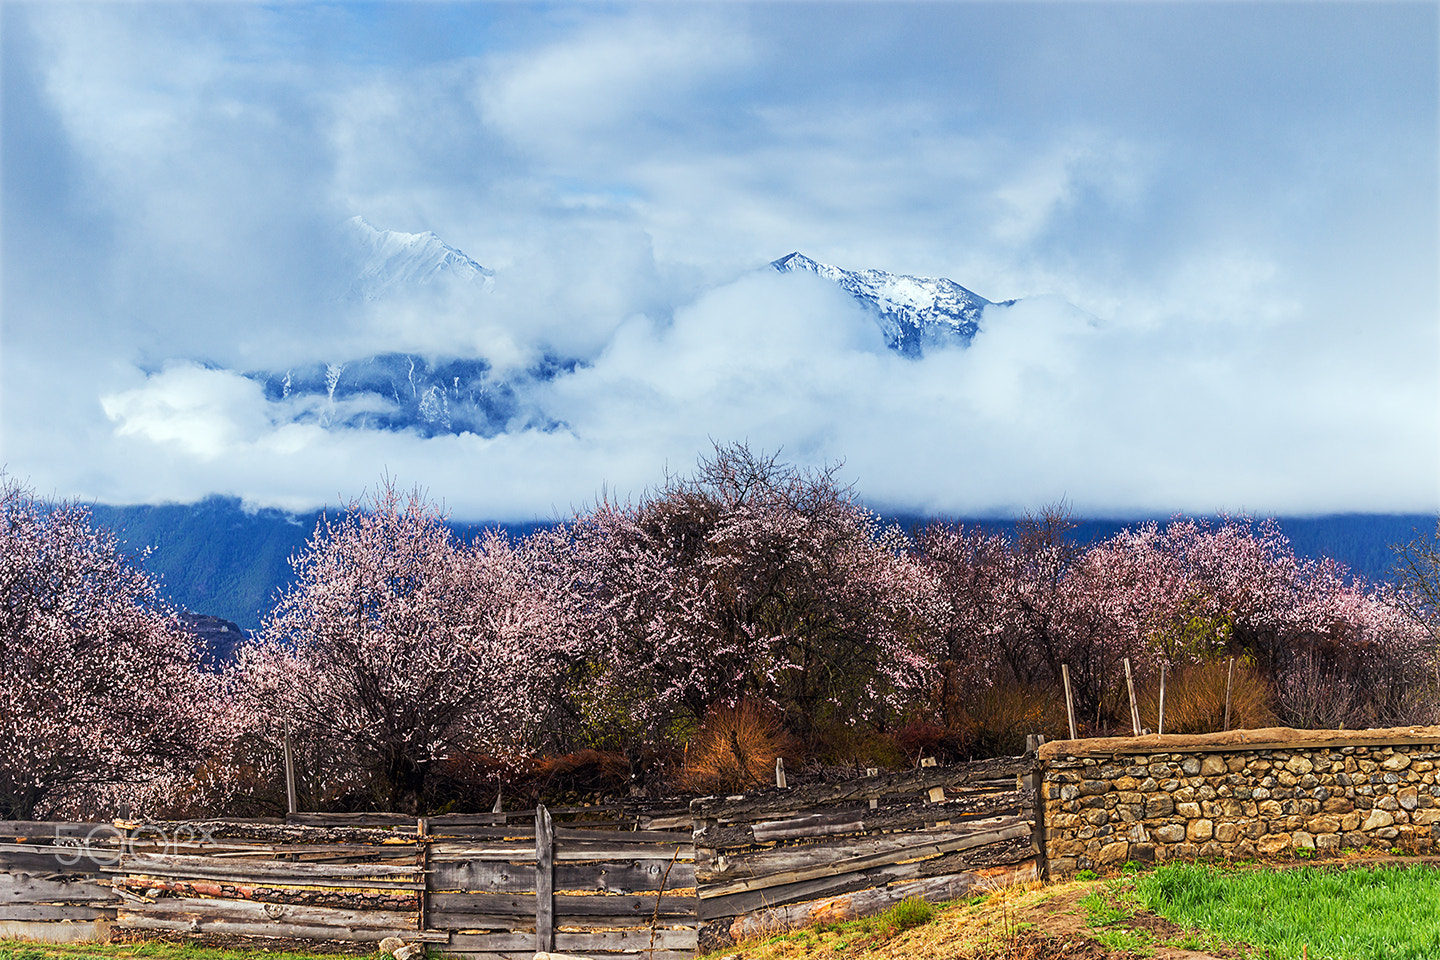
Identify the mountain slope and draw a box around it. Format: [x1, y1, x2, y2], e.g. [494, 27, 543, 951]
[772, 252, 1011, 357]
[340, 216, 494, 301]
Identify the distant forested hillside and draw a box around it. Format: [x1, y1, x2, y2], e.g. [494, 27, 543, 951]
[90, 497, 551, 630]
[88, 497, 1434, 632]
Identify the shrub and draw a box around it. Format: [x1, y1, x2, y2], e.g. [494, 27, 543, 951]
[958, 682, 1069, 756]
[678, 700, 798, 794]
[1140, 659, 1276, 734]
[882, 896, 936, 932]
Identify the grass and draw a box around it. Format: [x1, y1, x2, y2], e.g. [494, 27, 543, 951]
[1136, 862, 1440, 960]
[0, 942, 360, 960]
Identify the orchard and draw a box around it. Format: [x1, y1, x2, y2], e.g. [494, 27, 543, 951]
[1, 448, 1436, 817]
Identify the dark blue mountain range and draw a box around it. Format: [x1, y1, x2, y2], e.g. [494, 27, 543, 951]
[89, 498, 1433, 633]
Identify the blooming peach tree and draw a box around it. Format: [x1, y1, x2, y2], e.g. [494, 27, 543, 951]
[0, 475, 217, 820]
[238, 483, 556, 811]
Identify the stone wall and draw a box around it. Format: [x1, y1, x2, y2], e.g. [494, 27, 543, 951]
[1038, 725, 1440, 877]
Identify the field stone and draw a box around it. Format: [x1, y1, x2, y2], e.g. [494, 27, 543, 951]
[1153, 823, 1186, 844]
[1364, 810, 1396, 830]
[1097, 840, 1130, 864]
[1257, 834, 1292, 855]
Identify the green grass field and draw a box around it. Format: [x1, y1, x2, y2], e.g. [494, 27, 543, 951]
[1137, 862, 1440, 960]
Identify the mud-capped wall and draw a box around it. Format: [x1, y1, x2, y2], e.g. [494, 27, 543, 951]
[1038, 725, 1440, 877]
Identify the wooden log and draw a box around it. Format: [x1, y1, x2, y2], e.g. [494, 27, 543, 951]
[723, 860, 1038, 941]
[695, 790, 1028, 850]
[697, 817, 1029, 883]
[445, 929, 697, 955]
[114, 877, 419, 910]
[698, 820, 1030, 900]
[752, 812, 865, 843]
[427, 891, 696, 920]
[117, 896, 417, 933]
[642, 816, 692, 831]
[0, 822, 119, 841]
[112, 852, 421, 881]
[286, 812, 419, 827]
[0, 918, 115, 944]
[118, 914, 415, 943]
[0, 903, 116, 922]
[0, 872, 118, 903]
[428, 860, 696, 896]
[136, 820, 417, 845]
[696, 836, 1033, 920]
[535, 804, 554, 955]
[430, 846, 691, 864]
[689, 755, 1032, 821]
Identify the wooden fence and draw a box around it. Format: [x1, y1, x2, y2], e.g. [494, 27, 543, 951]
[690, 755, 1040, 950]
[0, 757, 1039, 957]
[0, 821, 118, 943]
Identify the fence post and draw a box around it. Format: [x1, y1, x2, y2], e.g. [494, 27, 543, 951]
[283, 726, 298, 815]
[1026, 736, 1048, 881]
[535, 804, 554, 954]
[775, 757, 786, 789]
[417, 818, 429, 933]
[1224, 656, 1235, 732]
[866, 768, 879, 810]
[1123, 658, 1142, 736]
[1157, 663, 1168, 736]
[1061, 663, 1078, 740]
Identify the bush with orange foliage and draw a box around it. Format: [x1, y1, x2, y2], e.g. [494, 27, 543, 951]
[678, 701, 798, 794]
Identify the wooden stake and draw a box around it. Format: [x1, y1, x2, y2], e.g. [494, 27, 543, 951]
[417, 818, 429, 933]
[1224, 656, 1235, 732]
[775, 757, 787, 789]
[535, 804, 554, 954]
[282, 726, 298, 815]
[1123, 658, 1141, 736]
[1157, 663, 1168, 736]
[1061, 663, 1078, 740]
[921, 757, 944, 802]
[866, 768, 879, 809]
[492, 789, 503, 815]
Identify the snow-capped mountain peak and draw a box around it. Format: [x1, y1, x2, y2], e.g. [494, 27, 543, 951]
[341, 216, 495, 301]
[772, 251, 1008, 357]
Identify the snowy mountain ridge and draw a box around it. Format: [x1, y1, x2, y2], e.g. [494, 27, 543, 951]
[771, 251, 1011, 357]
[246, 226, 1019, 440]
[340, 216, 494, 301]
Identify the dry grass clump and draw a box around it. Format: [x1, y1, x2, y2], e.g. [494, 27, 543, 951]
[959, 683, 1070, 756]
[1140, 659, 1276, 734]
[679, 700, 798, 794]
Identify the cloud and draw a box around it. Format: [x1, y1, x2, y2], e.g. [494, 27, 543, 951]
[89, 267, 1438, 520]
[2, 3, 1436, 520]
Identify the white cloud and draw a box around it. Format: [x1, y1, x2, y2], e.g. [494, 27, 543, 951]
[3, 3, 1435, 520]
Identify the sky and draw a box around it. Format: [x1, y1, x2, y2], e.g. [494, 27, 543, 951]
[2, 2, 1437, 522]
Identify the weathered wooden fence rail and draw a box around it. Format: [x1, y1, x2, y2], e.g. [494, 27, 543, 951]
[0, 757, 1039, 956]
